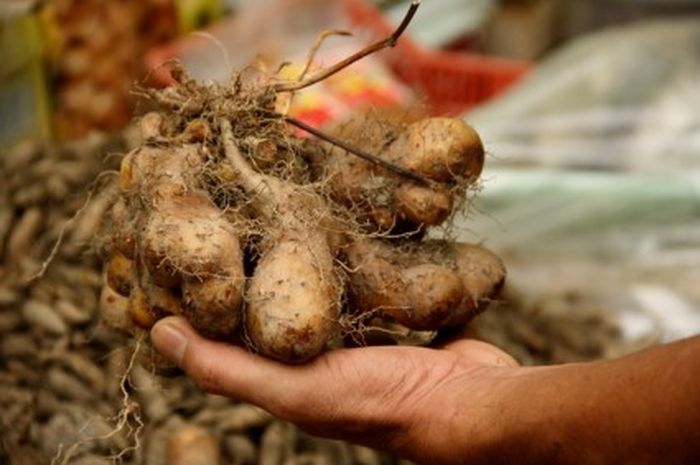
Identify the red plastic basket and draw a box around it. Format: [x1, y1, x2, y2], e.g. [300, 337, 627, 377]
[341, 0, 530, 115]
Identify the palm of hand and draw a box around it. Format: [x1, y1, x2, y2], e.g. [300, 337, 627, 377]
[152, 317, 520, 463]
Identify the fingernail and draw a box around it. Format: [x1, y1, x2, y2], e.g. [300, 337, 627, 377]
[151, 320, 188, 365]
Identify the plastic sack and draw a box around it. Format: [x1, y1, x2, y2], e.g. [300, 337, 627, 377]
[466, 19, 700, 172]
[448, 168, 700, 346]
[447, 20, 700, 344]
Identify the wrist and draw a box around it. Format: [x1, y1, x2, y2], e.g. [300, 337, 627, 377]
[394, 364, 550, 465]
[385, 337, 700, 465]
[426, 364, 582, 465]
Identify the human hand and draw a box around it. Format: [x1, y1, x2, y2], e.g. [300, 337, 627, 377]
[150, 315, 530, 464]
[150, 318, 700, 464]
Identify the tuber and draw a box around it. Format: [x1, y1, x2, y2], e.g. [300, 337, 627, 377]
[308, 114, 484, 232]
[344, 239, 505, 330]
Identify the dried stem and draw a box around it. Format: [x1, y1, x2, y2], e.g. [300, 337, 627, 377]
[272, 0, 421, 93]
[279, 29, 353, 115]
[283, 115, 434, 186]
[298, 29, 353, 81]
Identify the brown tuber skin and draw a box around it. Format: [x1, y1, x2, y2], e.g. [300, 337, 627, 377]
[107, 125, 246, 338]
[386, 117, 485, 184]
[128, 285, 160, 329]
[311, 115, 484, 231]
[103, 110, 501, 360]
[446, 242, 507, 324]
[392, 183, 453, 226]
[401, 264, 466, 329]
[99, 285, 134, 333]
[246, 236, 339, 362]
[108, 198, 137, 259]
[181, 272, 244, 339]
[345, 239, 505, 330]
[137, 273, 182, 322]
[138, 191, 245, 337]
[167, 425, 221, 465]
[105, 251, 134, 297]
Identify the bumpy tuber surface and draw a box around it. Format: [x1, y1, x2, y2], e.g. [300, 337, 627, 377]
[385, 117, 484, 184]
[105, 129, 246, 338]
[308, 114, 484, 233]
[344, 239, 505, 330]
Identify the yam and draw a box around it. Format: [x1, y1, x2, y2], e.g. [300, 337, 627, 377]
[345, 239, 505, 330]
[386, 117, 484, 183]
[246, 237, 339, 362]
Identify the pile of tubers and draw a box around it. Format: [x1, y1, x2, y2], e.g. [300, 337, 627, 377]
[47, 0, 177, 138]
[100, 5, 506, 363]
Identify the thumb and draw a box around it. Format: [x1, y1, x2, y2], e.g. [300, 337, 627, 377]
[150, 316, 191, 365]
[150, 316, 304, 407]
[149, 317, 378, 426]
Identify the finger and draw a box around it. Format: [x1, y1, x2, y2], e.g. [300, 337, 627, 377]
[150, 316, 320, 413]
[441, 339, 519, 368]
[150, 317, 416, 434]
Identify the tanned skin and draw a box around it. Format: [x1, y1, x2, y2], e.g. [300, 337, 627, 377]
[151, 316, 700, 464]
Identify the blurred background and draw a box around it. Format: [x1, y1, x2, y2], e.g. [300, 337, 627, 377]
[2, 1, 700, 464]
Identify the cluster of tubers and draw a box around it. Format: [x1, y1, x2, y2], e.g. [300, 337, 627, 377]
[99, 3, 506, 363]
[101, 106, 505, 362]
